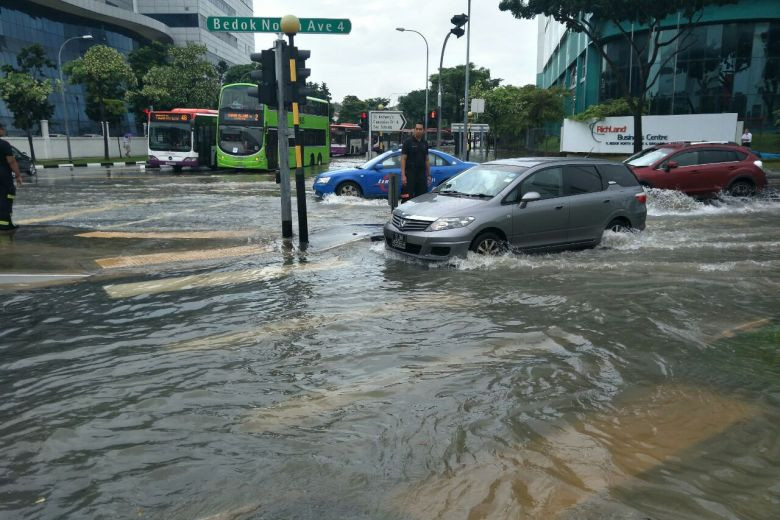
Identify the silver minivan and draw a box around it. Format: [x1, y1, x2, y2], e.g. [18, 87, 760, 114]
[383, 157, 647, 260]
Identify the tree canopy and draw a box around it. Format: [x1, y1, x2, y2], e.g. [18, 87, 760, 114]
[429, 64, 500, 125]
[128, 44, 220, 111]
[65, 44, 136, 158]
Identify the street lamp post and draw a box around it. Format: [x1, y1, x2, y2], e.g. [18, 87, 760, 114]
[58, 34, 92, 162]
[437, 31, 456, 148]
[396, 28, 429, 133]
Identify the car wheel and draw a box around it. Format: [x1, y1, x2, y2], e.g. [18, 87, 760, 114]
[640, 182, 652, 190]
[309, 153, 315, 166]
[470, 232, 506, 255]
[606, 218, 631, 233]
[728, 180, 755, 197]
[317, 153, 323, 165]
[336, 181, 362, 197]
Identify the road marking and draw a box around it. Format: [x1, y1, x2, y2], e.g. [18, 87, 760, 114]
[392, 384, 756, 519]
[714, 317, 772, 340]
[17, 203, 132, 224]
[170, 294, 470, 353]
[0, 273, 90, 287]
[103, 259, 350, 298]
[77, 230, 258, 239]
[101, 200, 234, 229]
[17, 198, 168, 225]
[95, 244, 274, 269]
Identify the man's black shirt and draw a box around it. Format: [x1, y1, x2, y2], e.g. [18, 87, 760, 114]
[401, 136, 428, 173]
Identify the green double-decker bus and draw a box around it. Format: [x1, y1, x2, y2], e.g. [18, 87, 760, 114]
[216, 83, 330, 170]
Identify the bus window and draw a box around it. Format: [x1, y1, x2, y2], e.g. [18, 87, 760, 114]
[149, 121, 191, 152]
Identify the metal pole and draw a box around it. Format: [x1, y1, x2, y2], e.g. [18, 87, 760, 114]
[58, 38, 75, 163]
[275, 37, 293, 238]
[288, 34, 308, 245]
[462, 0, 472, 160]
[437, 31, 453, 148]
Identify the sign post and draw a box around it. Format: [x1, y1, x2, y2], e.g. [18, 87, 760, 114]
[274, 37, 293, 239]
[367, 111, 407, 158]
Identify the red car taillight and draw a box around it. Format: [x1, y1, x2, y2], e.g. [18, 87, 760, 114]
[635, 193, 647, 204]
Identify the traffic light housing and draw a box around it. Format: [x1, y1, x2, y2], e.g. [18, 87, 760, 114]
[288, 46, 314, 106]
[428, 108, 438, 127]
[248, 48, 277, 106]
[450, 14, 468, 38]
[359, 111, 368, 131]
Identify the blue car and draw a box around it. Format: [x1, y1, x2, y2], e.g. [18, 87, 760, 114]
[313, 149, 477, 198]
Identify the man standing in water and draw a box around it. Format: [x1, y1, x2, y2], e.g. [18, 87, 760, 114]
[400, 122, 431, 201]
[0, 123, 22, 231]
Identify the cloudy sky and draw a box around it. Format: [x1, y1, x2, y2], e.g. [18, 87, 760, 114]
[251, 0, 539, 105]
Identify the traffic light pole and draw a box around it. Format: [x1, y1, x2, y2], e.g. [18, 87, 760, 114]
[437, 31, 454, 148]
[288, 34, 308, 245]
[462, 0, 472, 161]
[274, 37, 293, 239]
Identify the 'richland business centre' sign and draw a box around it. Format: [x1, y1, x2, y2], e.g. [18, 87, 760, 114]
[560, 113, 740, 153]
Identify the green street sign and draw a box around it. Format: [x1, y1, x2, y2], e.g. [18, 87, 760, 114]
[207, 17, 351, 34]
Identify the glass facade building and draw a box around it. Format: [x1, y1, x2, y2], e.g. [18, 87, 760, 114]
[0, 0, 253, 138]
[537, 0, 780, 130]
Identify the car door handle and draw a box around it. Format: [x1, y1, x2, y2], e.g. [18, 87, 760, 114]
[603, 199, 611, 203]
[555, 205, 564, 210]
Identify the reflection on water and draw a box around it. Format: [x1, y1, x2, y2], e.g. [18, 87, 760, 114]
[1, 169, 779, 519]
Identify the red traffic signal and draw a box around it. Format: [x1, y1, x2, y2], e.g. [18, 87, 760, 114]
[359, 112, 368, 130]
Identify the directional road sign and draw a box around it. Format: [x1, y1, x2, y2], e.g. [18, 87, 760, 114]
[370, 111, 407, 132]
[207, 17, 351, 34]
[451, 123, 490, 132]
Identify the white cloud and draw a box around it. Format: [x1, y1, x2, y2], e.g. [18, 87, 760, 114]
[252, 1, 538, 103]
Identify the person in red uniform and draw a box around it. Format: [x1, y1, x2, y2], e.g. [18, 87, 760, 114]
[0, 123, 23, 231]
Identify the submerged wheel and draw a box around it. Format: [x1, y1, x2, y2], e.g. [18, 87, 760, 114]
[728, 180, 755, 197]
[469, 232, 506, 256]
[317, 153, 323, 165]
[309, 153, 315, 166]
[606, 218, 631, 233]
[336, 181, 362, 197]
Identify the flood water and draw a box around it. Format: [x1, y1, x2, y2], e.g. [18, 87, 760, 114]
[1, 160, 779, 519]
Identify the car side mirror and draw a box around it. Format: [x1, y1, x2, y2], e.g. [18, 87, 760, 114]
[664, 161, 678, 171]
[374, 163, 384, 170]
[519, 191, 541, 209]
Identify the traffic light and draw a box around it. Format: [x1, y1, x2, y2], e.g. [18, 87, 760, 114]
[248, 48, 277, 106]
[359, 111, 368, 131]
[450, 14, 468, 38]
[288, 46, 315, 106]
[428, 108, 438, 127]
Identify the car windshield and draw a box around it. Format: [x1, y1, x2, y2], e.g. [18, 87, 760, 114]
[625, 147, 675, 167]
[360, 150, 397, 169]
[437, 165, 524, 197]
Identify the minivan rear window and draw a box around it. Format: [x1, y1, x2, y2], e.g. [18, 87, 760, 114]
[598, 164, 639, 187]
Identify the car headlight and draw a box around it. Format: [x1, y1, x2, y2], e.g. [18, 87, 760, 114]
[754, 160, 764, 171]
[315, 176, 331, 184]
[428, 216, 476, 231]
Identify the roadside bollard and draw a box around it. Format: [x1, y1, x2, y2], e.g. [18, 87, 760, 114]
[388, 174, 399, 210]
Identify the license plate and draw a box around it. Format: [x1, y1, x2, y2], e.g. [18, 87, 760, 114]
[391, 232, 406, 250]
[166, 161, 178, 165]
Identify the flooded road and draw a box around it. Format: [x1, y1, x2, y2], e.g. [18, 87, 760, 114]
[1, 161, 779, 519]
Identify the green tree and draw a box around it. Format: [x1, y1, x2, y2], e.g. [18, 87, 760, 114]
[338, 95, 367, 124]
[65, 44, 136, 159]
[429, 64, 500, 126]
[499, 0, 737, 152]
[0, 44, 56, 161]
[472, 84, 566, 149]
[571, 97, 635, 122]
[398, 89, 427, 127]
[307, 82, 332, 103]
[366, 97, 391, 111]
[129, 44, 220, 112]
[127, 41, 171, 120]
[223, 63, 257, 85]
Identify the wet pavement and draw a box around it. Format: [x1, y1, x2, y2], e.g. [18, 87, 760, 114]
[1, 159, 779, 519]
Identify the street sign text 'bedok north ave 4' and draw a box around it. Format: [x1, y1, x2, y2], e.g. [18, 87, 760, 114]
[208, 17, 351, 34]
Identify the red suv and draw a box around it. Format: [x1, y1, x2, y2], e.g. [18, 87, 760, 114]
[624, 142, 766, 197]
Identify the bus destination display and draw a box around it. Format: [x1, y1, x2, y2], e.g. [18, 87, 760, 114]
[222, 111, 260, 123]
[151, 113, 191, 122]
